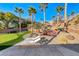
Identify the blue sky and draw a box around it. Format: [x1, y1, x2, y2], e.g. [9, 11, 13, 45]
[0, 3, 79, 22]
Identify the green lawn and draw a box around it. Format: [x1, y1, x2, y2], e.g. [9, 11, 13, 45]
[0, 31, 31, 50]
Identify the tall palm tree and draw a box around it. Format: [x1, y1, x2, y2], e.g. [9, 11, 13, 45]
[33, 8, 36, 22]
[32, 8, 37, 29]
[56, 6, 64, 24]
[64, 3, 68, 30]
[39, 3, 48, 25]
[15, 7, 24, 32]
[64, 3, 67, 23]
[28, 7, 36, 33]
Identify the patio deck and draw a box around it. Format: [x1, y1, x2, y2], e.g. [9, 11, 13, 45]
[0, 44, 79, 56]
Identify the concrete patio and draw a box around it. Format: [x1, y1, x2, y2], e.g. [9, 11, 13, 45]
[0, 44, 79, 56]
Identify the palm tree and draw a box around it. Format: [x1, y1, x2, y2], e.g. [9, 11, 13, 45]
[33, 8, 36, 23]
[15, 7, 24, 32]
[64, 3, 68, 31]
[39, 3, 48, 25]
[28, 7, 36, 33]
[32, 8, 37, 29]
[56, 6, 64, 24]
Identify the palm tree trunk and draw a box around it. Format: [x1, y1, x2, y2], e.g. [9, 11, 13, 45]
[33, 14, 35, 26]
[43, 9, 46, 30]
[44, 9, 46, 25]
[34, 14, 36, 32]
[57, 13, 60, 25]
[64, 3, 67, 23]
[31, 15, 33, 33]
[19, 14, 22, 32]
[64, 3, 67, 30]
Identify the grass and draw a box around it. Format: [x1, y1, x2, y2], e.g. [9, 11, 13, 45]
[0, 31, 31, 50]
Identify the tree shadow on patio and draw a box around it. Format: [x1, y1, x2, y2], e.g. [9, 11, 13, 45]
[59, 44, 79, 53]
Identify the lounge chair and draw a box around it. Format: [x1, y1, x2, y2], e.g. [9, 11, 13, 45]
[37, 37, 49, 45]
[25, 36, 41, 43]
[15, 35, 41, 46]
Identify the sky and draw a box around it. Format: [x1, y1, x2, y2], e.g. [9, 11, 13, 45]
[0, 3, 79, 22]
